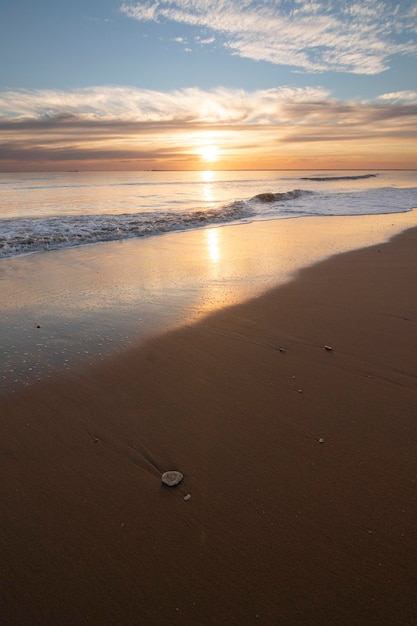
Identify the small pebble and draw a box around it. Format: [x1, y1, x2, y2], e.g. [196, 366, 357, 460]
[319, 438, 325, 443]
[161, 471, 183, 487]
[324, 345, 333, 351]
[184, 494, 191, 501]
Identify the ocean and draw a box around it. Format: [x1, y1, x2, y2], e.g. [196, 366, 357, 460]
[1, 169, 417, 391]
[1, 169, 417, 259]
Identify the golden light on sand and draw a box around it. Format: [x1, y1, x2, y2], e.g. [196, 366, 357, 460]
[206, 228, 221, 263]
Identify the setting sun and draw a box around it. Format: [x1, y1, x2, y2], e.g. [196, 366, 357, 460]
[197, 144, 220, 162]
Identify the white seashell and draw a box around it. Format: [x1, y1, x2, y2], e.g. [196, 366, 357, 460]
[161, 471, 183, 487]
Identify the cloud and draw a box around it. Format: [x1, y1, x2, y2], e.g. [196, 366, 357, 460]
[0, 85, 331, 124]
[1, 86, 416, 168]
[195, 36, 215, 45]
[120, 0, 417, 74]
[379, 91, 417, 103]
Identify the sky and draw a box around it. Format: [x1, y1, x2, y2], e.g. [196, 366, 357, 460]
[1, 0, 417, 171]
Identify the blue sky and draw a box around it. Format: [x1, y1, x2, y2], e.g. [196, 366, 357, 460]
[1, 0, 417, 170]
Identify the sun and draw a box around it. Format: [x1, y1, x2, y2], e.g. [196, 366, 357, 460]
[197, 144, 220, 163]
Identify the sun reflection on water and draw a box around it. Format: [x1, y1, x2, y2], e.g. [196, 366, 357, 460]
[201, 170, 214, 203]
[201, 170, 215, 182]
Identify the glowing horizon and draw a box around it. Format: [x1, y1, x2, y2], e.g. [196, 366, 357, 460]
[1, 1, 416, 172]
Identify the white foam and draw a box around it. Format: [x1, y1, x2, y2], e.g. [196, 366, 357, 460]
[1, 175, 416, 259]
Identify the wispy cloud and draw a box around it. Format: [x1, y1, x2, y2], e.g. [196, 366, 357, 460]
[379, 91, 417, 103]
[0, 85, 331, 124]
[120, 0, 417, 74]
[1, 86, 416, 168]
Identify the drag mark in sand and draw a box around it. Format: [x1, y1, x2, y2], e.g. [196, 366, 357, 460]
[86, 429, 163, 479]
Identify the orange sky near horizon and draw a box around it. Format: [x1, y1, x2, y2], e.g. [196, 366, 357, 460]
[2, 1, 417, 174]
[2, 126, 416, 172]
[1, 87, 416, 172]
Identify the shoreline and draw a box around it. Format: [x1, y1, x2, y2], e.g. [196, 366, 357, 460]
[2, 210, 417, 392]
[1, 222, 417, 624]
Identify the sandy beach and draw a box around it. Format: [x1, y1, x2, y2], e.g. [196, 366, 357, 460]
[1, 218, 417, 625]
[3, 210, 417, 390]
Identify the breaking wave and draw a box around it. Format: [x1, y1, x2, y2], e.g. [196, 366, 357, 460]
[1, 183, 416, 259]
[300, 173, 378, 182]
[251, 189, 313, 202]
[0, 201, 253, 258]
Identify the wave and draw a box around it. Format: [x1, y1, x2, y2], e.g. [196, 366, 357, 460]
[0, 201, 253, 259]
[300, 173, 378, 182]
[2, 185, 416, 259]
[251, 189, 313, 202]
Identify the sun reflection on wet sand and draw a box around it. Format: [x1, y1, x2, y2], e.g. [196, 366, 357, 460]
[2, 210, 417, 388]
[206, 228, 220, 263]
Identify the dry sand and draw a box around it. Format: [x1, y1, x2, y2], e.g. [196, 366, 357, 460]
[1, 226, 417, 625]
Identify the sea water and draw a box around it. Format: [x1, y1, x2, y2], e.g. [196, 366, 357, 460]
[1, 169, 417, 391]
[1, 169, 417, 258]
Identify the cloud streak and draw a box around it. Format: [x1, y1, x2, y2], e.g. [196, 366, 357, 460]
[120, 0, 417, 74]
[379, 91, 417, 103]
[1, 86, 416, 169]
[0, 85, 330, 124]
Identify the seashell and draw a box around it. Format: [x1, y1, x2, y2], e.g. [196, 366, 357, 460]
[161, 471, 183, 487]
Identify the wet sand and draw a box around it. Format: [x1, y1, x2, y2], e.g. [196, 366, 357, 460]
[3, 210, 417, 389]
[1, 224, 417, 625]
